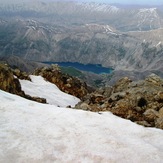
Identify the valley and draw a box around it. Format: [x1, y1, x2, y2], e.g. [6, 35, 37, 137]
[0, 0, 163, 84]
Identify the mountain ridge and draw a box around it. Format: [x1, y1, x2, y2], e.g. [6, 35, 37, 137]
[0, 0, 163, 83]
[0, 1, 163, 31]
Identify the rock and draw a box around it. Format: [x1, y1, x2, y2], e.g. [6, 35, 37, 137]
[51, 64, 60, 71]
[108, 100, 144, 122]
[76, 73, 163, 129]
[143, 109, 159, 122]
[109, 92, 126, 101]
[25, 95, 47, 104]
[89, 94, 105, 104]
[0, 63, 24, 96]
[75, 102, 91, 111]
[134, 106, 145, 113]
[66, 105, 71, 108]
[147, 102, 159, 111]
[136, 121, 152, 127]
[155, 118, 163, 129]
[113, 77, 132, 93]
[145, 73, 163, 86]
[158, 108, 163, 118]
[154, 91, 163, 102]
[137, 97, 147, 108]
[95, 86, 112, 97]
[0, 63, 46, 104]
[13, 69, 31, 81]
[33, 66, 90, 99]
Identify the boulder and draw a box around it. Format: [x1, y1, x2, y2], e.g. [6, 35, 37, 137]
[75, 102, 91, 111]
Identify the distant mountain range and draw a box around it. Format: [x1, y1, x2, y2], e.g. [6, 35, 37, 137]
[0, 0, 163, 31]
[0, 0, 163, 81]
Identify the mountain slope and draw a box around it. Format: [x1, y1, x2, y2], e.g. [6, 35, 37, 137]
[0, 1, 163, 79]
[0, 1, 163, 31]
[0, 19, 163, 72]
[0, 89, 163, 162]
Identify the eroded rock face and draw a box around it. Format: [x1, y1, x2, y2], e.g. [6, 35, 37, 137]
[0, 64, 23, 96]
[33, 65, 90, 99]
[76, 74, 163, 129]
[0, 64, 46, 103]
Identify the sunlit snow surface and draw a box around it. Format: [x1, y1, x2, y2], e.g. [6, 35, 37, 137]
[19, 75, 80, 107]
[0, 89, 163, 162]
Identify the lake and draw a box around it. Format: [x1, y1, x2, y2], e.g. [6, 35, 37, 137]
[43, 62, 113, 74]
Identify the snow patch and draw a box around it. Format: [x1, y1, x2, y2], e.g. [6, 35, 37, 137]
[0, 90, 163, 162]
[19, 75, 80, 107]
[156, 41, 162, 47]
[139, 8, 157, 13]
[78, 2, 120, 13]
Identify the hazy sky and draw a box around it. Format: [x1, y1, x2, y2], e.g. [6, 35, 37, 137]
[45, 0, 163, 5]
[77, 0, 163, 5]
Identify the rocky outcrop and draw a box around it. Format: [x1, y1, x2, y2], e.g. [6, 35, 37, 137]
[33, 65, 90, 99]
[13, 68, 31, 81]
[0, 64, 46, 103]
[1, 63, 163, 129]
[76, 74, 163, 129]
[0, 63, 24, 96]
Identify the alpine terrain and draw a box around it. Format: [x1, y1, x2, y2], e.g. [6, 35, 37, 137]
[0, 1, 163, 162]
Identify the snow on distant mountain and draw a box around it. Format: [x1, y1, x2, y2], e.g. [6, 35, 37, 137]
[77, 2, 120, 13]
[0, 89, 163, 162]
[0, 0, 162, 32]
[136, 8, 162, 30]
[19, 75, 80, 107]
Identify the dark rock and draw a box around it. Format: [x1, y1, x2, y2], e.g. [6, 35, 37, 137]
[25, 95, 47, 104]
[136, 121, 152, 127]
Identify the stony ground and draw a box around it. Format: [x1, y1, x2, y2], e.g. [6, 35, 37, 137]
[76, 74, 163, 129]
